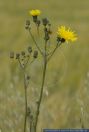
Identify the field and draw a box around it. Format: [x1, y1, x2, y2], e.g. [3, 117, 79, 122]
[0, 0, 89, 131]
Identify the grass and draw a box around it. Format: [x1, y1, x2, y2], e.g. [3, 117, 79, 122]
[0, 0, 89, 131]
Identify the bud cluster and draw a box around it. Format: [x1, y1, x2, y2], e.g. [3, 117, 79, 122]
[10, 46, 38, 68]
[42, 18, 52, 42]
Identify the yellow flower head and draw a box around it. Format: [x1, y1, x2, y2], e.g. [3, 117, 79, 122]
[57, 26, 77, 43]
[29, 9, 41, 16]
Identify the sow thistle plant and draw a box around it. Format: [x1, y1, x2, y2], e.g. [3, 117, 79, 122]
[10, 9, 77, 132]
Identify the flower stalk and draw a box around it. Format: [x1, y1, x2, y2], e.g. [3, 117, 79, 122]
[34, 40, 47, 132]
[18, 58, 28, 132]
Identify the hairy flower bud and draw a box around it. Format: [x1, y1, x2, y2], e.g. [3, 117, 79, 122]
[10, 52, 14, 59]
[27, 75, 30, 80]
[16, 53, 20, 59]
[25, 20, 30, 30]
[26, 20, 30, 26]
[42, 18, 49, 26]
[21, 51, 25, 56]
[33, 50, 38, 58]
[28, 46, 32, 53]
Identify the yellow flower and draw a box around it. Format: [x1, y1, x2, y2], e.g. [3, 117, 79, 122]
[57, 26, 77, 43]
[29, 9, 41, 16]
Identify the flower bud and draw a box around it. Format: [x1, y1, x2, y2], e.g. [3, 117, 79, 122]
[10, 52, 14, 59]
[25, 25, 29, 30]
[27, 75, 30, 80]
[16, 53, 20, 59]
[26, 20, 30, 26]
[42, 18, 49, 26]
[28, 46, 32, 53]
[25, 20, 30, 30]
[21, 51, 25, 56]
[33, 50, 38, 58]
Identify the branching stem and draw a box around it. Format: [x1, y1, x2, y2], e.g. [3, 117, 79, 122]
[28, 28, 43, 56]
[34, 41, 47, 132]
[47, 42, 62, 62]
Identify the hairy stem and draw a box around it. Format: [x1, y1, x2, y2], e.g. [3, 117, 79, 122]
[18, 59, 28, 132]
[34, 41, 47, 132]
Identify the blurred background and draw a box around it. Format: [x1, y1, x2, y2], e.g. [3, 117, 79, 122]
[0, 0, 89, 131]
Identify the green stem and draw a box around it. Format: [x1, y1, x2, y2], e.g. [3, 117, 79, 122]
[47, 42, 62, 62]
[36, 24, 39, 36]
[47, 45, 58, 62]
[18, 59, 28, 132]
[34, 41, 47, 132]
[28, 28, 43, 56]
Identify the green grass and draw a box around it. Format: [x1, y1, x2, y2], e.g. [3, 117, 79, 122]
[0, 0, 89, 131]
